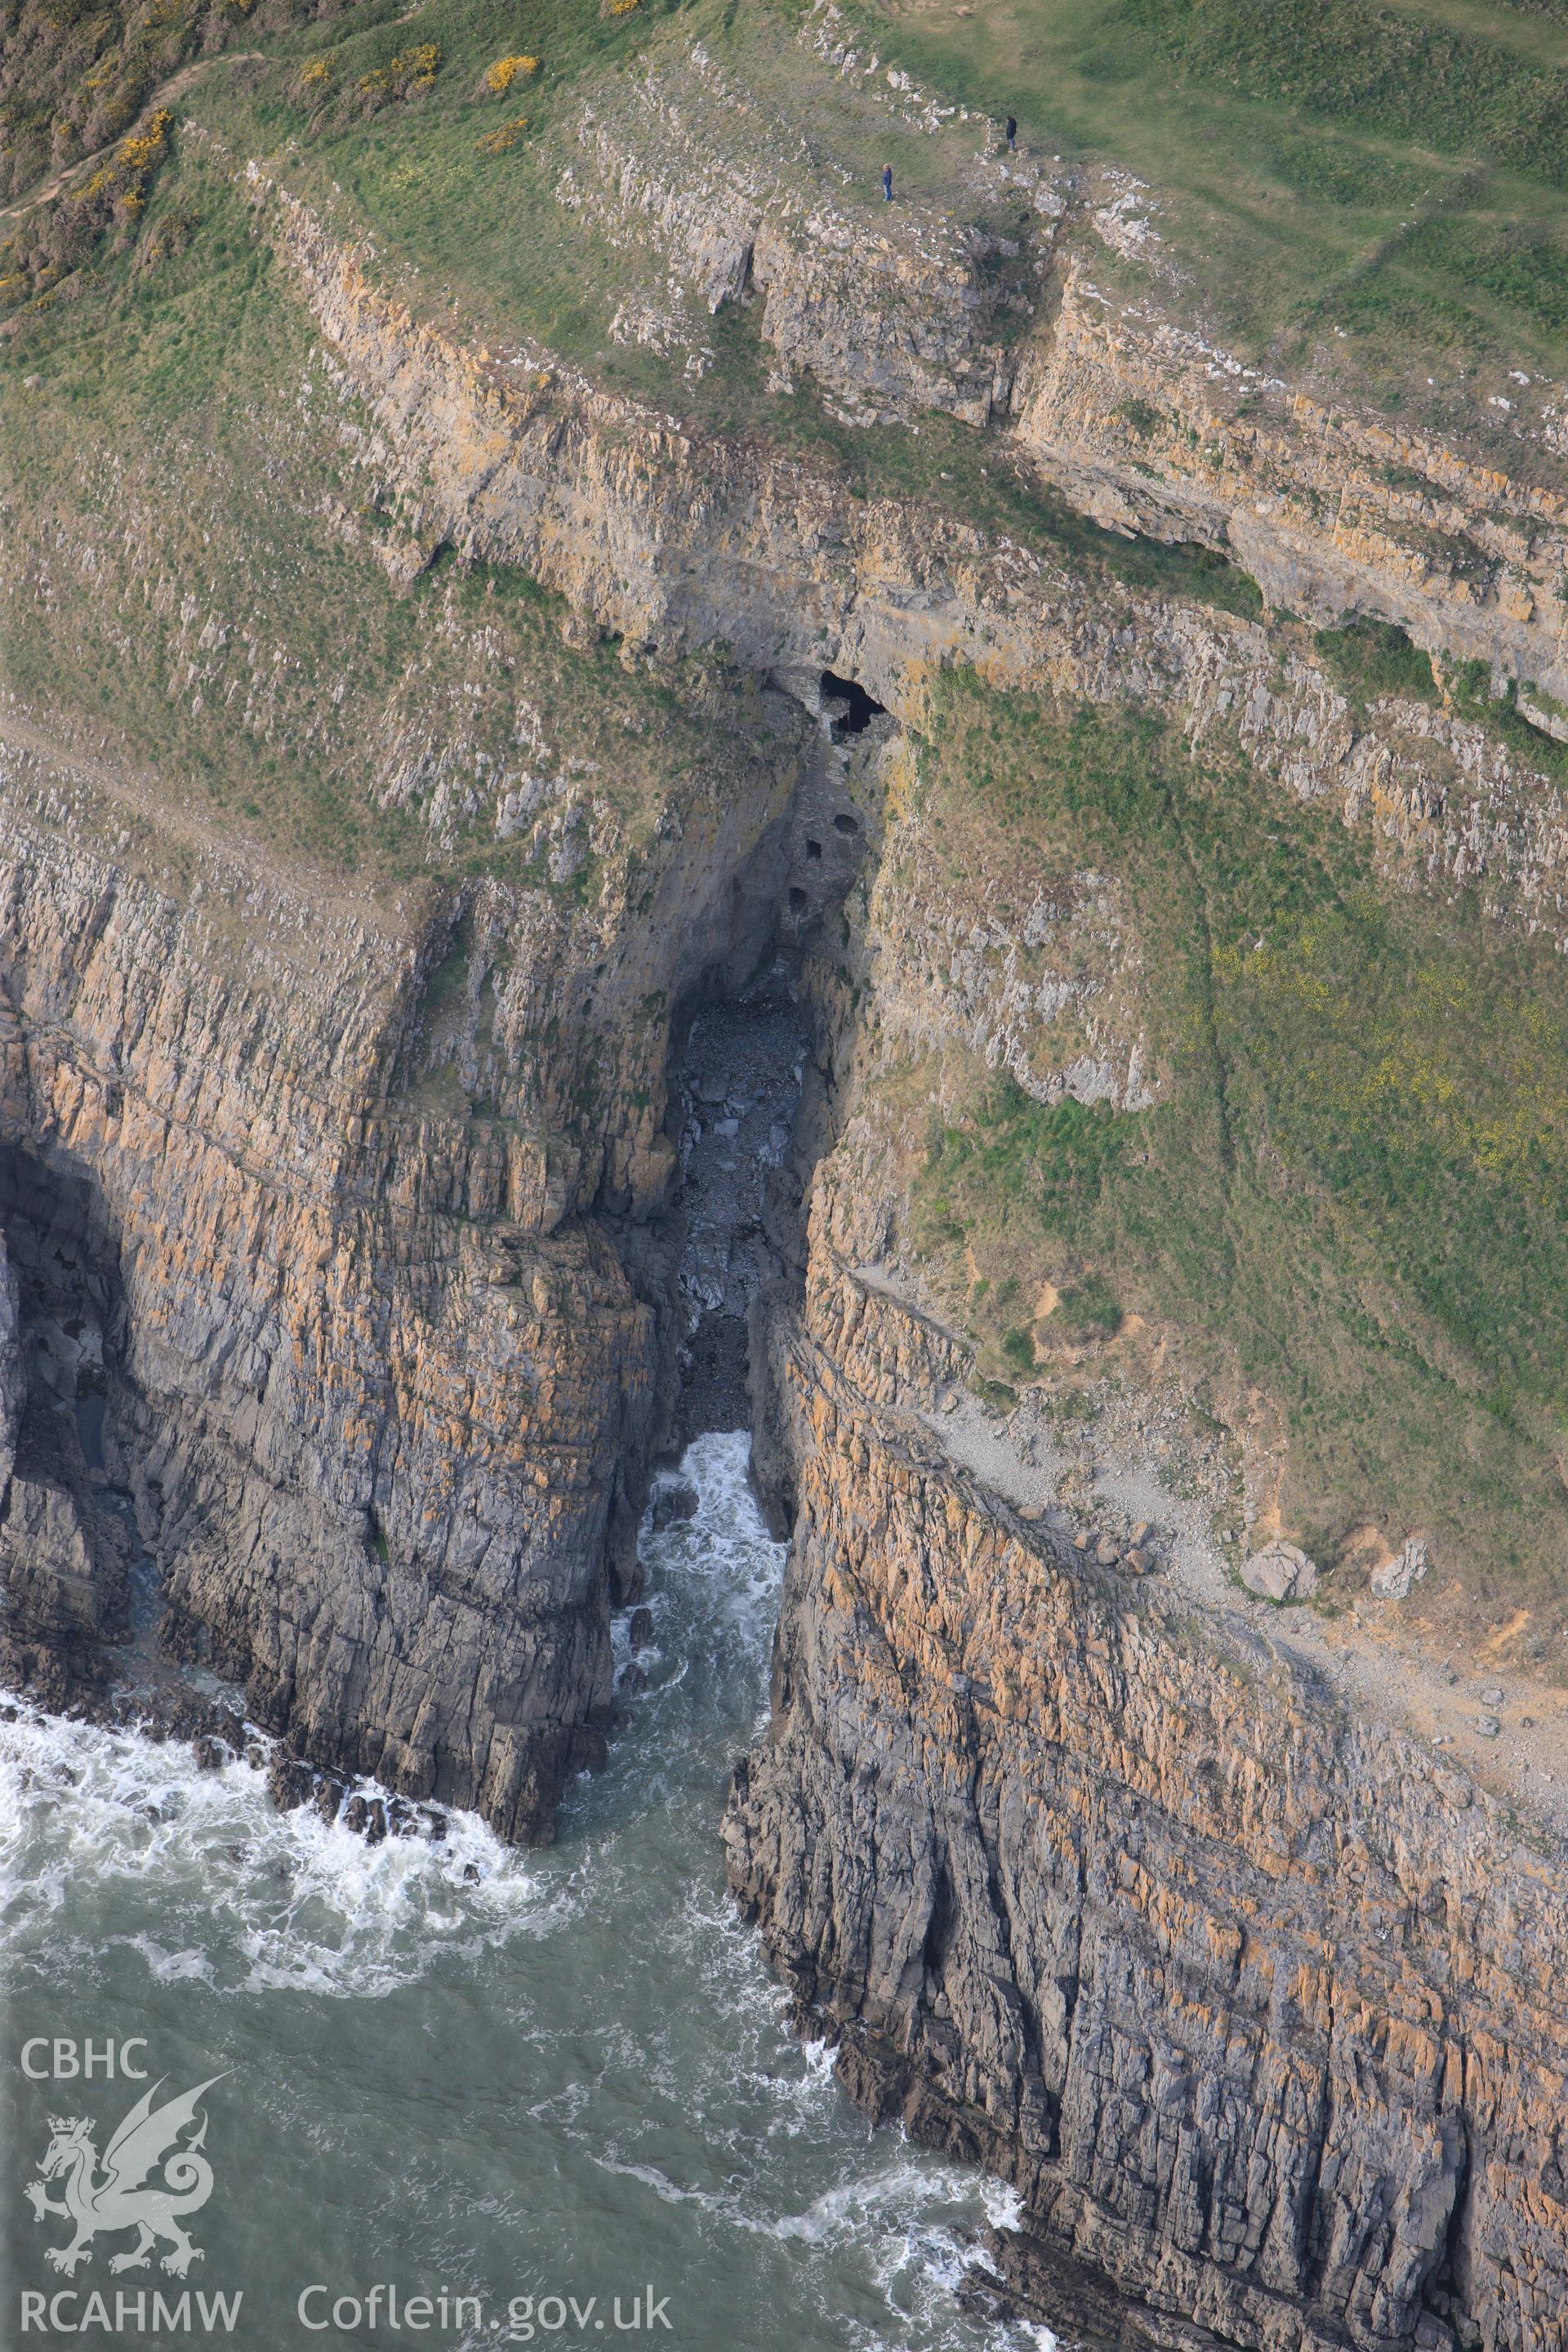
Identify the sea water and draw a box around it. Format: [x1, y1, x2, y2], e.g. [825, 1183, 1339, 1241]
[0, 1434, 1054, 2352]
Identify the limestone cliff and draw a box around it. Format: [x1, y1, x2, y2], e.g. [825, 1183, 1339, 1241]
[725, 1240, 1568, 2352]
[0, 680, 806, 1836]
[260, 181, 1568, 951]
[9, 21, 1568, 2348]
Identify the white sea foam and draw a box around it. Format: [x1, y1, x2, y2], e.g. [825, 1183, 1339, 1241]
[0, 1699, 563, 1998]
[2, 1430, 1062, 2350]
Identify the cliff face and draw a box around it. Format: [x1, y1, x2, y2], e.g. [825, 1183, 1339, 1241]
[724, 1245, 1568, 2352]
[265, 182, 1568, 951]
[265, 13, 1568, 708]
[11, 26, 1568, 2341]
[0, 682, 804, 1835]
[1009, 256, 1568, 705]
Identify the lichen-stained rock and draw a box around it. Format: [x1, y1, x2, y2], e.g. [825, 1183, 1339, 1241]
[1011, 257, 1568, 702]
[539, 13, 1568, 696]
[262, 187, 1568, 953]
[725, 1256, 1568, 2352]
[0, 678, 800, 1838]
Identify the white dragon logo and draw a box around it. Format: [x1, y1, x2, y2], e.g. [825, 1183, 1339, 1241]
[24, 2075, 225, 2278]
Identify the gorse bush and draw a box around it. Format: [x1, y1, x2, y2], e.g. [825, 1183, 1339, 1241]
[355, 46, 441, 114]
[476, 114, 528, 155]
[483, 55, 541, 95]
[0, 105, 173, 316]
[0, 0, 348, 206]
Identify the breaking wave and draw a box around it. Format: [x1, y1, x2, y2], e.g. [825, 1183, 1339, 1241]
[2, 1433, 1053, 2350]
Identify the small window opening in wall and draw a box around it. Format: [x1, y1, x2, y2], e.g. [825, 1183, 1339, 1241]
[806, 837, 823, 859]
[833, 813, 859, 836]
[820, 670, 887, 737]
[789, 887, 809, 915]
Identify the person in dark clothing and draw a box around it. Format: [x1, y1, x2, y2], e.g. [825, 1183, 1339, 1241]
[882, 163, 893, 201]
[1004, 114, 1018, 151]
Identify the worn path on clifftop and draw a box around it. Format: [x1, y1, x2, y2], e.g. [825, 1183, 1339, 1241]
[847, 1260, 1568, 1846]
[0, 710, 423, 940]
[0, 56, 264, 224]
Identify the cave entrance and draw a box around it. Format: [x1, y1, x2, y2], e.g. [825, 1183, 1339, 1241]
[820, 670, 887, 740]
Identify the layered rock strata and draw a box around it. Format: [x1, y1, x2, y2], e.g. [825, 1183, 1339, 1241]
[263, 185, 1568, 950]
[9, 78, 1568, 2352]
[0, 688, 808, 1836]
[724, 1242, 1568, 2352]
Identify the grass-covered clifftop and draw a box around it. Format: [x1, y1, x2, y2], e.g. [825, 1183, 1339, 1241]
[883, 668, 1568, 1664]
[0, 145, 777, 898]
[10, 0, 1568, 1684]
[19, 0, 1568, 442]
[856, 0, 1568, 417]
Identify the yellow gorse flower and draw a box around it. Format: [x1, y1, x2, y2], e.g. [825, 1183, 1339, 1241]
[484, 54, 540, 94]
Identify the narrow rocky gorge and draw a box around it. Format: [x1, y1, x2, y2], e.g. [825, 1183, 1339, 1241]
[0, 688, 800, 1830]
[0, 667, 868, 1833]
[9, 14, 1568, 2345]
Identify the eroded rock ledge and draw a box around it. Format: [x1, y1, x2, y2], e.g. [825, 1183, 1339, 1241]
[255, 183, 1568, 954]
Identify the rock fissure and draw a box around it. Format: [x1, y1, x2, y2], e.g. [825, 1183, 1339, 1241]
[10, 43, 1568, 2342]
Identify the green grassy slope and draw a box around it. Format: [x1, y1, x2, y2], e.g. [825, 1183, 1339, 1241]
[855, 0, 1568, 412]
[898, 671, 1568, 1661]
[16, 0, 1568, 434]
[0, 148, 747, 894]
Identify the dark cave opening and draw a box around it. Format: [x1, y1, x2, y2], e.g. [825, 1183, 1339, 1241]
[819, 670, 887, 738]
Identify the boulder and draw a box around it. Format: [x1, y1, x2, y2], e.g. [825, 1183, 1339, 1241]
[266, 1753, 314, 1811]
[1369, 1535, 1429, 1600]
[650, 1477, 699, 1532]
[1241, 1541, 1318, 1603]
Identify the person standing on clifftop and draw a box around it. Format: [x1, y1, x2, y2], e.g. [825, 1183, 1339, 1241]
[1004, 114, 1018, 151]
[882, 163, 893, 201]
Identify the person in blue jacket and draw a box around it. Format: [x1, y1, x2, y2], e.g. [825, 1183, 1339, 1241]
[882, 163, 893, 201]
